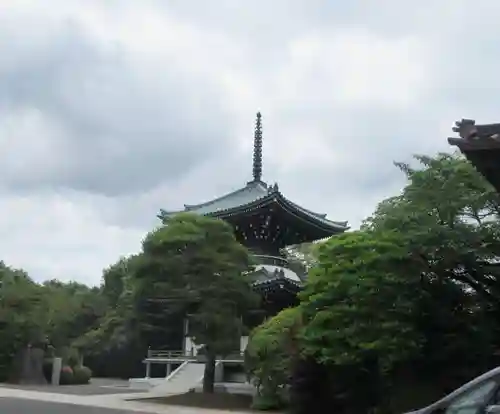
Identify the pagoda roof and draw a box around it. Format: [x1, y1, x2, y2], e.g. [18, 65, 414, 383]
[158, 113, 348, 237]
[251, 266, 302, 295]
[253, 264, 302, 283]
[448, 119, 500, 192]
[252, 277, 301, 295]
[159, 180, 348, 233]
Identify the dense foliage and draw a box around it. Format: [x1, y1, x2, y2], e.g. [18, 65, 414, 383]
[3, 151, 500, 413]
[245, 307, 301, 409]
[300, 231, 422, 370]
[0, 263, 105, 381]
[247, 152, 500, 413]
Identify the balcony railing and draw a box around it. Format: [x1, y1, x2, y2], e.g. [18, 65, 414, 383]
[146, 349, 244, 362]
[252, 254, 289, 268]
[147, 349, 190, 359]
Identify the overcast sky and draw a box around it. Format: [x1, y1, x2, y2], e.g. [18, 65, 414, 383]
[0, 0, 497, 285]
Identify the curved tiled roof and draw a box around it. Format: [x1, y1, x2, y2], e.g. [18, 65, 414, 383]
[159, 180, 348, 233]
[183, 181, 269, 214]
[251, 266, 302, 294]
[254, 264, 302, 283]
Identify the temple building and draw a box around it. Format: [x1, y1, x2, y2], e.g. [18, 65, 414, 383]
[449, 119, 500, 192]
[159, 112, 348, 316]
[131, 113, 348, 390]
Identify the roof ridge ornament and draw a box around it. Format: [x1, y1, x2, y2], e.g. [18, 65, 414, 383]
[452, 119, 478, 140]
[268, 182, 279, 193]
[252, 112, 263, 182]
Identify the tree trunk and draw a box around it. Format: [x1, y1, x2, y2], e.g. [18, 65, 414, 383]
[202, 349, 216, 393]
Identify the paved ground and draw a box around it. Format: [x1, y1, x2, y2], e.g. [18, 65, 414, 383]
[0, 385, 247, 413]
[0, 398, 148, 414]
[0, 378, 147, 396]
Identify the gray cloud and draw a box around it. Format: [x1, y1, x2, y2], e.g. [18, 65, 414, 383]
[0, 13, 233, 196]
[0, 0, 498, 284]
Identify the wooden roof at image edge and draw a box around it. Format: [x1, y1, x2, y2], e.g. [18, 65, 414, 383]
[448, 119, 500, 193]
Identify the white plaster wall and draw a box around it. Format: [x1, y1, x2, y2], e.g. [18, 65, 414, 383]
[240, 336, 249, 352]
[214, 361, 224, 382]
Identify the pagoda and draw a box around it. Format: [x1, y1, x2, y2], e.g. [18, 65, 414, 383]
[449, 119, 500, 192]
[159, 113, 348, 316]
[130, 113, 349, 381]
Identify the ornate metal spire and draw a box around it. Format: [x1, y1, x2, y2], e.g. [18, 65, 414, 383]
[253, 112, 263, 182]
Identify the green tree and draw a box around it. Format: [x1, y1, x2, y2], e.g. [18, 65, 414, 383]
[245, 307, 301, 409]
[287, 152, 500, 413]
[0, 263, 46, 380]
[73, 255, 147, 379]
[41, 280, 106, 349]
[300, 231, 422, 370]
[298, 231, 423, 412]
[102, 255, 140, 308]
[135, 213, 258, 392]
[363, 152, 500, 307]
[361, 152, 500, 389]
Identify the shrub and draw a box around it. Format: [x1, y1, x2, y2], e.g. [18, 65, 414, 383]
[72, 365, 92, 385]
[245, 307, 301, 410]
[59, 365, 74, 385]
[251, 394, 285, 411]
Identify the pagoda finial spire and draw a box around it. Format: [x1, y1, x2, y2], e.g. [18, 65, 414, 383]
[253, 112, 263, 182]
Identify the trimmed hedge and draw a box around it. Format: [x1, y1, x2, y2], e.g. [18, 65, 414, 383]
[57, 364, 92, 385]
[73, 365, 92, 385]
[245, 307, 301, 410]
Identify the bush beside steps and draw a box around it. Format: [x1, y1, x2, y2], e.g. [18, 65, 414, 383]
[43, 359, 92, 385]
[60, 365, 92, 385]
